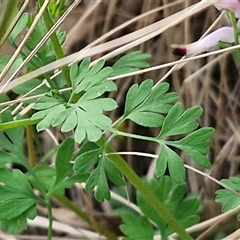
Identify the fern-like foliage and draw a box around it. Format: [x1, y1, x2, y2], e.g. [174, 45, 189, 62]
[120, 176, 200, 240]
[119, 80, 214, 183]
[32, 59, 117, 143]
[216, 177, 240, 220]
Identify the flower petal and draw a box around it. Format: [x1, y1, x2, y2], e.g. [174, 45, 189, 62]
[213, 0, 240, 18]
[171, 27, 234, 57]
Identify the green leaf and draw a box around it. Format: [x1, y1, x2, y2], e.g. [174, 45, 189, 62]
[0, 205, 36, 235]
[124, 79, 153, 117]
[137, 177, 200, 238]
[12, 79, 49, 96]
[85, 154, 125, 202]
[0, 199, 37, 220]
[166, 128, 214, 168]
[27, 165, 56, 193]
[71, 59, 113, 94]
[0, 111, 29, 168]
[32, 59, 117, 143]
[73, 145, 102, 173]
[70, 59, 90, 89]
[8, 13, 29, 45]
[103, 155, 125, 186]
[158, 103, 202, 138]
[75, 108, 107, 142]
[8, 11, 66, 74]
[0, 168, 40, 234]
[74, 146, 125, 202]
[127, 111, 165, 127]
[85, 162, 111, 202]
[111, 51, 151, 76]
[174, 197, 200, 224]
[175, 127, 214, 146]
[123, 80, 178, 127]
[54, 138, 74, 184]
[215, 177, 240, 218]
[120, 213, 153, 240]
[48, 0, 67, 18]
[156, 144, 185, 183]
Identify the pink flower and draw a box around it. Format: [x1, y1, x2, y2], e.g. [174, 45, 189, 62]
[171, 26, 234, 57]
[213, 0, 240, 18]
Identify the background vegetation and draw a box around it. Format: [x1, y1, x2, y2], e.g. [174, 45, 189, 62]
[1, 0, 240, 239]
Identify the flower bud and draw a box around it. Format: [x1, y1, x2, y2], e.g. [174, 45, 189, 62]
[171, 27, 234, 57]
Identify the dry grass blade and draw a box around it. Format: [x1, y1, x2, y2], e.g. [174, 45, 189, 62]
[0, 0, 30, 48]
[2, 1, 212, 93]
[0, 0, 81, 95]
[0, 0, 49, 87]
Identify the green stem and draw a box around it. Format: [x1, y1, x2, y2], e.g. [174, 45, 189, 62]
[97, 137, 193, 240]
[38, 0, 71, 87]
[0, 118, 40, 130]
[114, 129, 158, 143]
[46, 196, 53, 240]
[0, 0, 18, 48]
[26, 124, 37, 167]
[54, 194, 118, 240]
[228, 11, 240, 64]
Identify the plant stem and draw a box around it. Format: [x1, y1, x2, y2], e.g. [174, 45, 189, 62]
[25, 124, 37, 167]
[0, 118, 40, 130]
[228, 11, 240, 64]
[97, 137, 194, 240]
[46, 196, 53, 240]
[114, 129, 157, 142]
[54, 194, 118, 240]
[38, 0, 71, 87]
[0, 0, 18, 48]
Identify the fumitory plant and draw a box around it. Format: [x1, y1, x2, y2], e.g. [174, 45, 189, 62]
[172, 0, 240, 236]
[0, 0, 240, 239]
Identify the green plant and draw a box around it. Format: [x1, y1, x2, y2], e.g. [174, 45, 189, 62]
[1, 1, 240, 240]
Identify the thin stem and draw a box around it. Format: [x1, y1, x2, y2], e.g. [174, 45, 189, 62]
[38, 0, 71, 87]
[113, 129, 158, 143]
[228, 11, 240, 64]
[0, 118, 40, 130]
[97, 137, 193, 240]
[46, 196, 53, 240]
[25, 124, 37, 167]
[54, 194, 118, 240]
[0, 0, 19, 48]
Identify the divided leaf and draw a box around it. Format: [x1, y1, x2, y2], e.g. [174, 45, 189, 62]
[73, 144, 125, 202]
[156, 143, 185, 183]
[120, 213, 153, 240]
[123, 80, 179, 127]
[166, 128, 214, 169]
[0, 111, 29, 168]
[8, 11, 66, 73]
[48, 0, 67, 18]
[157, 103, 202, 138]
[111, 51, 151, 76]
[28, 138, 86, 195]
[215, 177, 240, 220]
[32, 59, 117, 143]
[152, 102, 214, 171]
[137, 177, 200, 239]
[0, 168, 40, 234]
